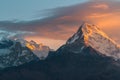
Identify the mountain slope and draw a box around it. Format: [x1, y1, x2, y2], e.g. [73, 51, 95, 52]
[0, 38, 51, 69]
[1, 51, 120, 80]
[19, 39, 50, 59]
[0, 39, 38, 69]
[66, 23, 120, 59]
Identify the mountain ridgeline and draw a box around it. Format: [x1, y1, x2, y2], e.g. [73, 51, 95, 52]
[0, 23, 120, 80]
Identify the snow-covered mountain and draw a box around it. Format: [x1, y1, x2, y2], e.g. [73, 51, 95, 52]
[1, 23, 120, 80]
[16, 39, 51, 59]
[0, 38, 51, 69]
[66, 23, 120, 59]
[25, 40, 50, 59]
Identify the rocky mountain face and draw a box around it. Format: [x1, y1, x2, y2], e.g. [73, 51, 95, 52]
[22, 40, 50, 59]
[0, 38, 51, 69]
[0, 39, 38, 69]
[0, 23, 120, 80]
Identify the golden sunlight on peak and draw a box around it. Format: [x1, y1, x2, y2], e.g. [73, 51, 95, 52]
[25, 37, 66, 50]
[82, 23, 119, 47]
[26, 43, 35, 50]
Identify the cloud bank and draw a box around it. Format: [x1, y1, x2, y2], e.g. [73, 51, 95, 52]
[0, 0, 120, 44]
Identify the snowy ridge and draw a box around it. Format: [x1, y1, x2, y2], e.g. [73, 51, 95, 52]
[12, 39, 50, 59]
[0, 38, 51, 69]
[67, 23, 120, 59]
[0, 39, 37, 69]
[25, 40, 50, 60]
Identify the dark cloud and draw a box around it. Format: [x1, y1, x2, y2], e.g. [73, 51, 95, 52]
[0, 30, 34, 40]
[0, 0, 120, 43]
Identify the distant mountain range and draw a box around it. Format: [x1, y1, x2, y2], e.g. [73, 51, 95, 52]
[0, 38, 51, 69]
[0, 23, 120, 80]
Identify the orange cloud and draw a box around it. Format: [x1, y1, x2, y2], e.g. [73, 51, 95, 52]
[91, 4, 109, 9]
[87, 13, 112, 18]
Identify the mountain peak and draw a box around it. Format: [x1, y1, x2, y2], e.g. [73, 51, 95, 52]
[66, 22, 97, 45]
[66, 23, 120, 59]
[25, 40, 50, 60]
[0, 38, 51, 69]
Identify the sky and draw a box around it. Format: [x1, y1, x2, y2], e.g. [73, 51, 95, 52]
[0, 0, 88, 20]
[0, 0, 120, 50]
